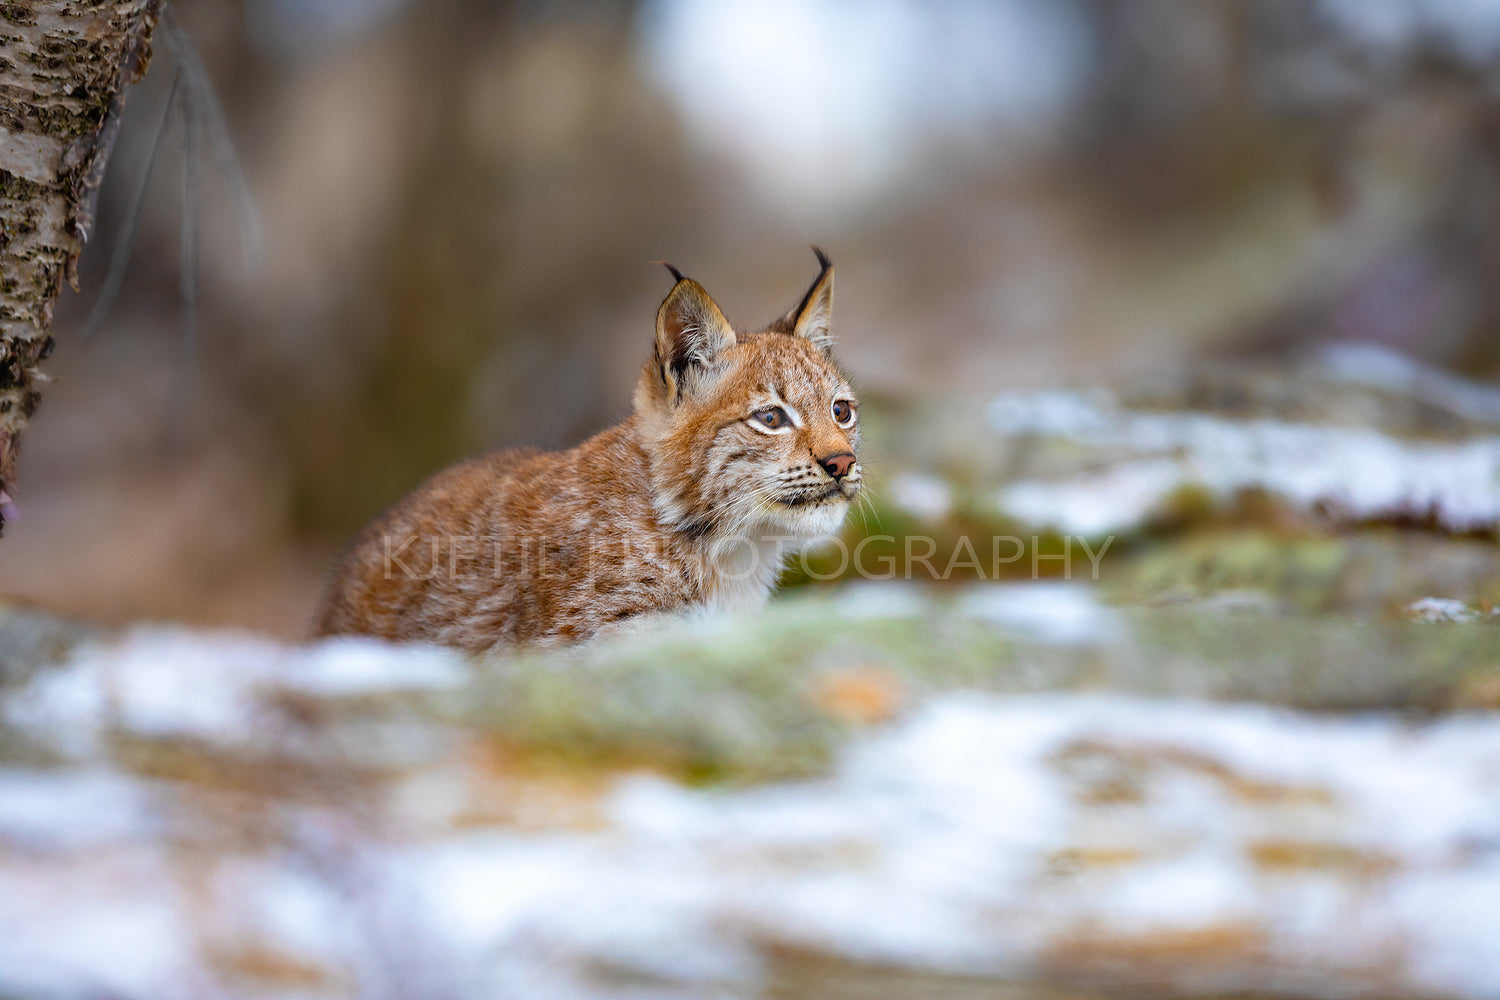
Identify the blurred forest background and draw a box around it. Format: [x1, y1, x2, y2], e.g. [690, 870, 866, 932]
[4, 0, 1500, 636]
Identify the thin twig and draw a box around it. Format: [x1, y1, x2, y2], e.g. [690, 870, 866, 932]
[78, 67, 182, 342]
[168, 69, 201, 443]
[161, 6, 263, 275]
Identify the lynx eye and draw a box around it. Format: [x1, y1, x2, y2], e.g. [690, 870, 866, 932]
[832, 399, 855, 426]
[752, 406, 789, 430]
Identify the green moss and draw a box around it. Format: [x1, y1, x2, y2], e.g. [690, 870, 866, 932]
[0, 169, 45, 201]
[1119, 528, 1500, 615]
[25, 94, 108, 138]
[9, 583, 1500, 789]
[404, 590, 1500, 785]
[449, 603, 1034, 782]
[1130, 607, 1500, 711]
[0, 604, 95, 688]
[19, 243, 65, 266]
[0, 3, 36, 26]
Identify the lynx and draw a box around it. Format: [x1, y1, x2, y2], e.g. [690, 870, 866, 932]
[314, 250, 862, 650]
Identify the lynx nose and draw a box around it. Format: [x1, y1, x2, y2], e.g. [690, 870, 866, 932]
[819, 452, 856, 480]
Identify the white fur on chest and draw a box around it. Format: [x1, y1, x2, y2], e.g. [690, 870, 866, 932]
[699, 533, 790, 613]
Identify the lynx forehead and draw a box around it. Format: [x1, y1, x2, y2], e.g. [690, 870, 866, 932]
[315, 248, 861, 650]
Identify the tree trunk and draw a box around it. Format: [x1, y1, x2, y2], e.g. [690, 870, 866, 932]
[0, 0, 160, 536]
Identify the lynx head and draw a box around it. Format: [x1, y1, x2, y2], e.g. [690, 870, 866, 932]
[635, 248, 862, 541]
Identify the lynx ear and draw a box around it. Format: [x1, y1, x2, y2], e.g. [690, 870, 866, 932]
[783, 246, 834, 353]
[655, 267, 737, 403]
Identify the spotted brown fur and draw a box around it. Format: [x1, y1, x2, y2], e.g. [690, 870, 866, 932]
[315, 251, 863, 650]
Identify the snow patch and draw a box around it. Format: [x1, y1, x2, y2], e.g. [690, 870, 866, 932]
[4, 628, 468, 756]
[888, 472, 954, 521]
[1404, 597, 1496, 623]
[957, 583, 1121, 644]
[7, 635, 1500, 997]
[1319, 342, 1500, 427]
[988, 389, 1500, 535]
[0, 769, 158, 851]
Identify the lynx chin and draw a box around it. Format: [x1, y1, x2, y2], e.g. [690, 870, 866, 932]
[314, 249, 863, 650]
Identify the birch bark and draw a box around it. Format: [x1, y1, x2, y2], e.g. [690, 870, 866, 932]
[0, 0, 160, 535]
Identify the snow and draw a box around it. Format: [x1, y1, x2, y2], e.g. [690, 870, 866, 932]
[956, 582, 1121, 644]
[5, 626, 1500, 997]
[0, 769, 158, 851]
[988, 389, 1500, 536]
[1000, 458, 1186, 537]
[0, 850, 197, 1000]
[831, 579, 930, 619]
[362, 697, 1500, 995]
[1406, 596, 1485, 622]
[4, 627, 468, 756]
[1319, 342, 1500, 427]
[888, 471, 954, 521]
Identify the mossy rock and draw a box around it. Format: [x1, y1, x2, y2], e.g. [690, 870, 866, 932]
[441, 588, 1500, 783]
[0, 601, 93, 686]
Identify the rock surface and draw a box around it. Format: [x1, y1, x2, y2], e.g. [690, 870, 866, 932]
[3, 589, 1500, 1000]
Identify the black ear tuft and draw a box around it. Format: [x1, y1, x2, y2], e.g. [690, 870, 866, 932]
[782, 246, 835, 352]
[792, 246, 833, 322]
[657, 260, 687, 284]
